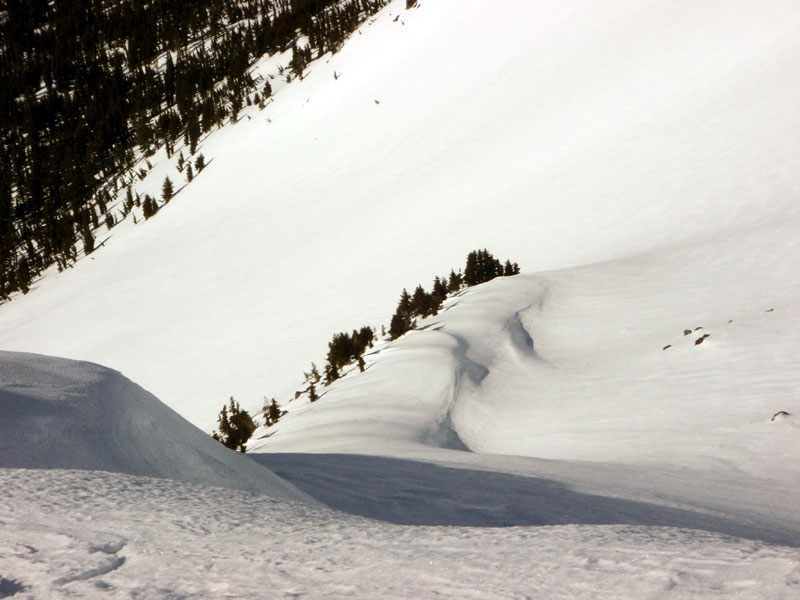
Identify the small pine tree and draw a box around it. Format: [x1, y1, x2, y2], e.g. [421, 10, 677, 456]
[411, 284, 432, 318]
[212, 397, 256, 452]
[262, 397, 282, 426]
[389, 289, 413, 340]
[162, 176, 174, 203]
[186, 163, 194, 182]
[464, 251, 479, 286]
[432, 276, 448, 309]
[142, 195, 158, 219]
[304, 363, 321, 402]
[195, 154, 205, 172]
[447, 269, 463, 293]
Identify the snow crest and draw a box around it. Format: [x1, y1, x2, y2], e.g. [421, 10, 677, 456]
[0, 351, 315, 502]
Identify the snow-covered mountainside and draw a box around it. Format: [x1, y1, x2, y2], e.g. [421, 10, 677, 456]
[2, 0, 800, 595]
[0, 351, 313, 502]
[2, 0, 800, 431]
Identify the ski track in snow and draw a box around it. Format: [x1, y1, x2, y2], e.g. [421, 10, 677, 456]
[1, 469, 799, 599]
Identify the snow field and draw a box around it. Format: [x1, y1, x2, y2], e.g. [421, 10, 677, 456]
[1, 468, 798, 599]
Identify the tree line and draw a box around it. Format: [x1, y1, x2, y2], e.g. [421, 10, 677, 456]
[0, 0, 388, 299]
[211, 249, 520, 451]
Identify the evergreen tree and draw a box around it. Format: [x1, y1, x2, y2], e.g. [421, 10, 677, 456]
[79, 210, 94, 255]
[432, 276, 448, 307]
[262, 397, 282, 426]
[142, 195, 158, 219]
[304, 363, 321, 402]
[464, 251, 479, 286]
[162, 176, 174, 203]
[389, 289, 413, 340]
[411, 284, 433, 318]
[447, 269, 463, 293]
[212, 397, 256, 452]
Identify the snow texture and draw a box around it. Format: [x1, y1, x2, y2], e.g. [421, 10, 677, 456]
[1, 468, 799, 599]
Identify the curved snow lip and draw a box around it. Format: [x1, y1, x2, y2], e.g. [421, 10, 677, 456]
[0, 351, 317, 504]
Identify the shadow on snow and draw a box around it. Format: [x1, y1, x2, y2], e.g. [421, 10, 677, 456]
[253, 453, 799, 547]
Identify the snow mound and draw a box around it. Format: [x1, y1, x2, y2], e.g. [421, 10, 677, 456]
[0, 351, 313, 502]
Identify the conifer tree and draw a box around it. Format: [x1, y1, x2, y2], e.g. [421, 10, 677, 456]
[411, 284, 432, 318]
[162, 176, 174, 203]
[447, 269, 463, 293]
[304, 363, 321, 402]
[389, 289, 414, 339]
[142, 195, 158, 219]
[262, 398, 282, 426]
[212, 397, 256, 452]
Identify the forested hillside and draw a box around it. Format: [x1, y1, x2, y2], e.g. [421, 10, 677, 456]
[0, 0, 387, 298]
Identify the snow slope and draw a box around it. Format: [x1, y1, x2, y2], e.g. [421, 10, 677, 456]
[2, 1, 800, 595]
[2, 0, 800, 430]
[0, 351, 313, 502]
[254, 259, 800, 546]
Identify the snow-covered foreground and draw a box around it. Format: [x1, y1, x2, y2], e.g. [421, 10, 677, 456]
[1, 348, 798, 597]
[2, 468, 799, 599]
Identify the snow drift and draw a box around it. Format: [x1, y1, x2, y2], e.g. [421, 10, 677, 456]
[0, 351, 313, 502]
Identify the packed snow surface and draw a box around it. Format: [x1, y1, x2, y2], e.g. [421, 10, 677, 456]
[2, 468, 799, 599]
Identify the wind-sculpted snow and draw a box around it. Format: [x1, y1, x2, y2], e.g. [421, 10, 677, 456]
[0, 351, 314, 502]
[257, 261, 800, 550]
[1, 468, 799, 599]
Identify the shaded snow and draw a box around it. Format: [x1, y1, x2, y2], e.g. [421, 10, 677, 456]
[0, 351, 314, 502]
[1, 468, 799, 599]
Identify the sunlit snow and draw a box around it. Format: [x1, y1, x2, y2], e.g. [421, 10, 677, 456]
[2, 0, 800, 597]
